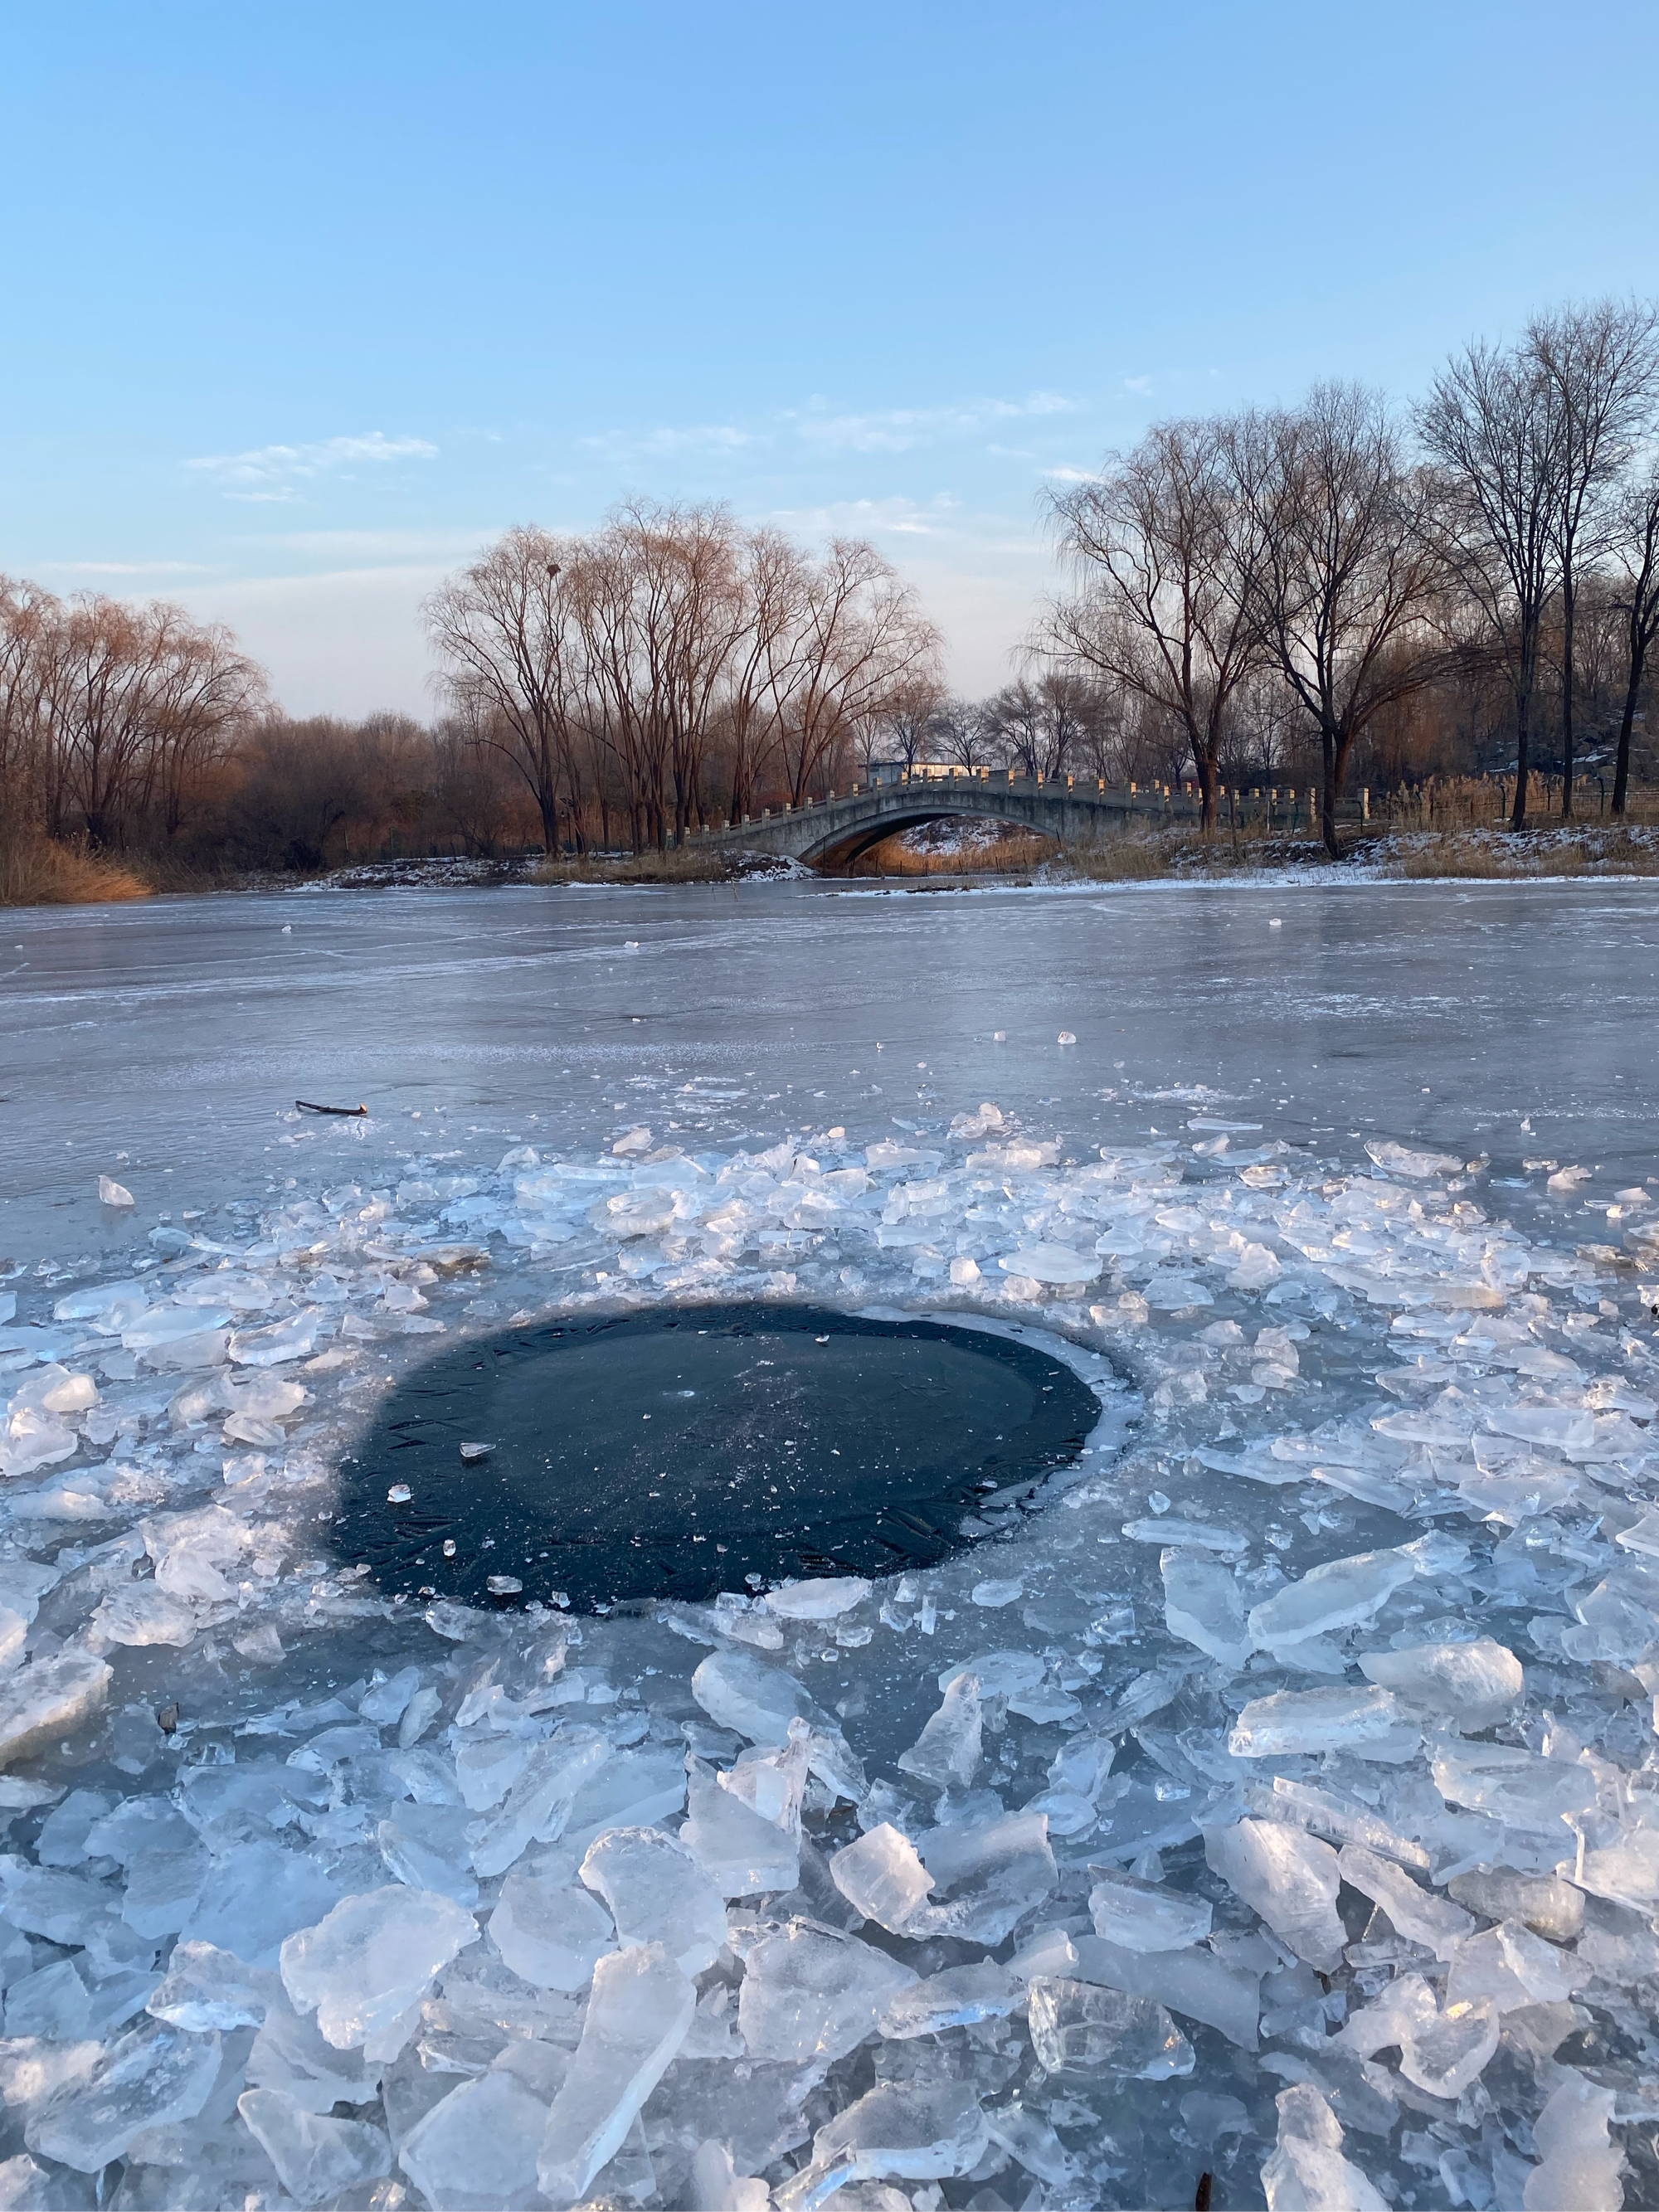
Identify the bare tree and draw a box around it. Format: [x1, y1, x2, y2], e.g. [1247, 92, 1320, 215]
[1232, 384, 1447, 857]
[424, 527, 591, 853]
[1045, 421, 1259, 829]
[1608, 466, 1659, 816]
[771, 541, 940, 805]
[1528, 300, 1659, 815]
[1417, 340, 1569, 828]
[874, 673, 944, 771]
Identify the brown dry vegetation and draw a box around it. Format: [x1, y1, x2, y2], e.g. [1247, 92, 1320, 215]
[0, 830, 152, 906]
[1053, 823, 1659, 882]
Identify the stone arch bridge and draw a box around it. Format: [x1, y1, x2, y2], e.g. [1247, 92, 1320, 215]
[688, 769, 1209, 872]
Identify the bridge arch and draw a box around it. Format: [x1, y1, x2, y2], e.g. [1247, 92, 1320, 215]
[799, 804, 1054, 873]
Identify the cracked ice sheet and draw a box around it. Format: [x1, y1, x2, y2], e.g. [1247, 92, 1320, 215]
[0, 1073, 1657, 2210]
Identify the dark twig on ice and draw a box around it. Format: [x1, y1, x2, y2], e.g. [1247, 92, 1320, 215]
[295, 1100, 368, 1116]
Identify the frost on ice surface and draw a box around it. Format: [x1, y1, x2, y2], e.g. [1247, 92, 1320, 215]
[4, 1085, 1659, 2209]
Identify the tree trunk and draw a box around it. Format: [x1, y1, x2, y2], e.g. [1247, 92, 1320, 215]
[1511, 638, 1535, 829]
[1195, 756, 1216, 833]
[1612, 649, 1645, 817]
[1321, 732, 1343, 862]
[1560, 573, 1576, 819]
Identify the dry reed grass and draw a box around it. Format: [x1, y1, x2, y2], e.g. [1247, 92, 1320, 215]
[0, 834, 152, 907]
[850, 829, 1055, 876]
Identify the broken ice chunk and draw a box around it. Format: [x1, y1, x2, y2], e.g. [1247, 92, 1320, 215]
[1070, 1934, 1261, 2051]
[1088, 1867, 1212, 1952]
[1523, 2071, 1623, 2212]
[27, 2020, 220, 2172]
[279, 1885, 477, 2059]
[1399, 1996, 1499, 2098]
[98, 1176, 135, 1208]
[491, 1857, 615, 1991]
[878, 1962, 1019, 2039]
[1431, 1740, 1598, 1829]
[1228, 1685, 1415, 1761]
[1335, 1845, 1472, 1958]
[237, 2088, 391, 2205]
[1025, 1978, 1193, 2078]
[244, 1996, 382, 2113]
[535, 1943, 693, 2203]
[915, 1811, 1056, 1944]
[580, 1826, 727, 1975]
[0, 1651, 111, 1768]
[397, 2067, 552, 2210]
[180, 1837, 343, 1968]
[897, 1673, 981, 1791]
[1161, 1551, 1252, 1668]
[689, 2138, 770, 2212]
[764, 1577, 871, 1621]
[1446, 1921, 1580, 2011]
[146, 1942, 282, 2034]
[737, 1920, 916, 2064]
[1358, 1637, 1523, 1729]
[1205, 1820, 1345, 1972]
[469, 1726, 612, 1879]
[1247, 1545, 1416, 1655]
[681, 1765, 800, 1895]
[377, 1802, 479, 1908]
[691, 1649, 829, 1744]
[1447, 1868, 1582, 1942]
[811, 2079, 989, 2182]
[830, 1823, 933, 1934]
[1261, 2083, 1386, 2212]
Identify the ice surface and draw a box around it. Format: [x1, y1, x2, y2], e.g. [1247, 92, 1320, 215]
[580, 1825, 727, 1974]
[9, 946, 1659, 2210]
[536, 1942, 694, 2201]
[280, 1885, 477, 2058]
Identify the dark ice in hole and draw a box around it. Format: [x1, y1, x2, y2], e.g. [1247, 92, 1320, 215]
[335, 1302, 1102, 1609]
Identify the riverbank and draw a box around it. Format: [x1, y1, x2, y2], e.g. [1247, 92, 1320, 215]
[7, 820, 1659, 905]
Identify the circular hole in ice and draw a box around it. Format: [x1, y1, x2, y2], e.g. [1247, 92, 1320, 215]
[334, 1301, 1102, 1610]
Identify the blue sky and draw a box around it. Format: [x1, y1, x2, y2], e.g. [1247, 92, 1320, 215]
[7, 0, 1657, 714]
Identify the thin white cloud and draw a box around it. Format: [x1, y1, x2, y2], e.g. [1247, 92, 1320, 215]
[579, 423, 757, 459]
[42, 559, 215, 576]
[1121, 375, 1155, 396]
[186, 431, 440, 491]
[1042, 464, 1102, 484]
[786, 392, 1078, 455]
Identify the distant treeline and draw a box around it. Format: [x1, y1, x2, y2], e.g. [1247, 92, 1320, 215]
[3, 296, 1657, 877]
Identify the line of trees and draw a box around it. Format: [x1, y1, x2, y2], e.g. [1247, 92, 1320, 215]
[1037, 299, 1659, 852]
[423, 506, 940, 853]
[4, 297, 1657, 875]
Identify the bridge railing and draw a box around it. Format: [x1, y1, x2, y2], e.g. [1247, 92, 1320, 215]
[688, 770, 1377, 835]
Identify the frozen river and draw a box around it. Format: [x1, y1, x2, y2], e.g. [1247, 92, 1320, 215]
[1, 876, 1658, 2210]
